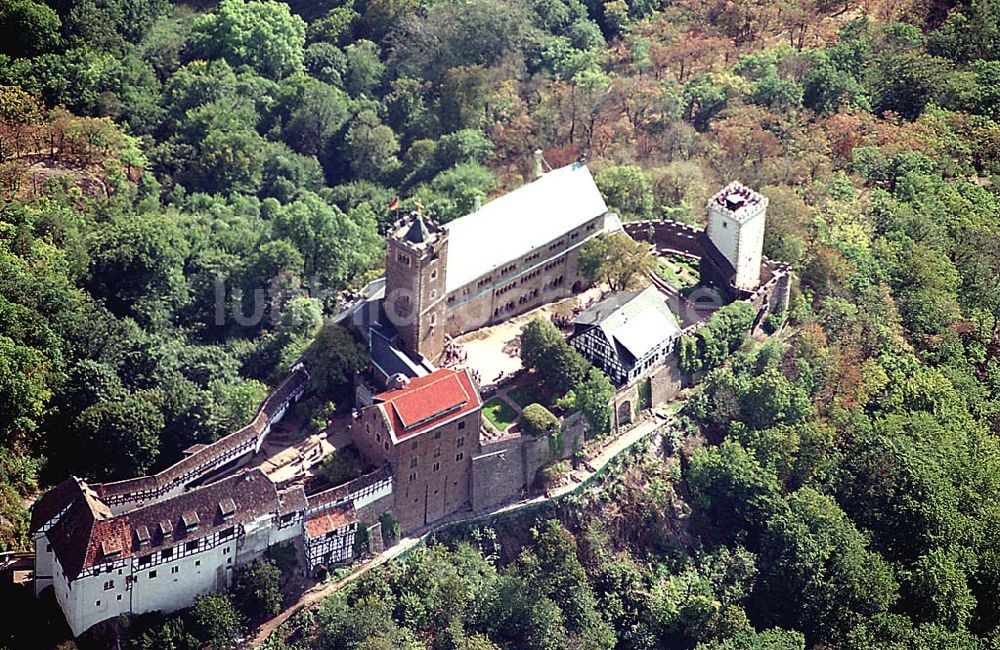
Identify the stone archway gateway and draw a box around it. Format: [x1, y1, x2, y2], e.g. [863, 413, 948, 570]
[617, 400, 632, 427]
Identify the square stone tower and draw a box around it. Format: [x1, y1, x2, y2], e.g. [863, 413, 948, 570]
[384, 212, 448, 361]
[706, 182, 768, 291]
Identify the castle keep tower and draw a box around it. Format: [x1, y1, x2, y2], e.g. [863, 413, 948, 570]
[706, 182, 768, 291]
[384, 212, 448, 361]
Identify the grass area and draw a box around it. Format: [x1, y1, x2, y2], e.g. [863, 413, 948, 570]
[483, 397, 519, 431]
[507, 383, 544, 408]
[656, 255, 699, 290]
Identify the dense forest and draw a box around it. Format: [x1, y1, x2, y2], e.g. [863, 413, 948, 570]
[1, 0, 999, 646]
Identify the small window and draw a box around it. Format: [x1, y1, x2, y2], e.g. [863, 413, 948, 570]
[430, 269, 437, 279]
[46, 543, 51, 552]
[433, 462, 440, 472]
[456, 436, 465, 448]
[117, 594, 122, 601]
[96, 600, 101, 607]
[409, 472, 417, 481]
[171, 566, 179, 574]
[223, 546, 230, 555]
[149, 570, 157, 579]
[458, 421, 466, 430]
[456, 452, 464, 462]
[410, 457, 417, 468]
[186, 541, 198, 552]
[434, 431, 441, 439]
[103, 580, 114, 590]
[196, 560, 201, 567]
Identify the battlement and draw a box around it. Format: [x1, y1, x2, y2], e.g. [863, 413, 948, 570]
[388, 211, 447, 254]
[707, 182, 768, 223]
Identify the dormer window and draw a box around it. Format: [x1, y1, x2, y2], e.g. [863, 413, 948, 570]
[101, 540, 122, 558]
[159, 520, 173, 539]
[181, 511, 200, 532]
[218, 498, 237, 521]
[134, 525, 150, 547]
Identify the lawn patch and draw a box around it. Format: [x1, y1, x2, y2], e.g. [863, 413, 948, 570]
[483, 397, 518, 431]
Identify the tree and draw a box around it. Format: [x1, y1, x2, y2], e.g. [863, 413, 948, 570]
[520, 403, 560, 437]
[575, 367, 613, 435]
[595, 165, 654, 221]
[190, 0, 306, 79]
[343, 110, 400, 181]
[191, 593, 243, 650]
[0, 0, 61, 57]
[283, 83, 350, 157]
[343, 40, 384, 97]
[518, 317, 589, 394]
[520, 317, 565, 369]
[231, 558, 282, 622]
[77, 395, 163, 480]
[301, 322, 369, 394]
[757, 488, 897, 643]
[578, 232, 655, 291]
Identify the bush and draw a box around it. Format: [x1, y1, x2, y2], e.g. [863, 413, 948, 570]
[763, 311, 786, 334]
[191, 593, 242, 650]
[379, 512, 400, 544]
[540, 460, 570, 489]
[520, 403, 560, 437]
[231, 559, 282, 622]
[319, 445, 364, 486]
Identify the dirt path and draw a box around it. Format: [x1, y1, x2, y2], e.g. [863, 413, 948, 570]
[247, 414, 668, 647]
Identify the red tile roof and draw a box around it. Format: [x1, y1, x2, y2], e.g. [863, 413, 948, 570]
[304, 504, 357, 538]
[373, 368, 481, 443]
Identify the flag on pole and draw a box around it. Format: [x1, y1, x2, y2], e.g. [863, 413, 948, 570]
[388, 196, 400, 211]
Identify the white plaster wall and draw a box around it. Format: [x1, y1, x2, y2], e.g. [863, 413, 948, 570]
[353, 480, 392, 510]
[734, 209, 765, 290]
[52, 555, 131, 637]
[707, 204, 766, 291]
[34, 532, 55, 596]
[130, 541, 236, 619]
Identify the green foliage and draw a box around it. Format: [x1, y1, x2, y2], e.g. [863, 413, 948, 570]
[684, 302, 756, 372]
[378, 512, 400, 544]
[578, 231, 656, 291]
[0, 0, 61, 57]
[594, 165, 653, 220]
[482, 397, 518, 432]
[575, 367, 613, 435]
[520, 403, 560, 437]
[519, 317, 591, 394]
[190, 0, 306, 79]
[231, 559, 282, 622]
[319, 445, 364, 487]
[301, 322, 369, 395]
[191, 593, 242, 650]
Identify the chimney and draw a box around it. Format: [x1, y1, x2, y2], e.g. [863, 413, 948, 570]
[534, 149, 545, 180]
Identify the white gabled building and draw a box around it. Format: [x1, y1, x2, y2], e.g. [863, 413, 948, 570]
[569, 286, 682, 386]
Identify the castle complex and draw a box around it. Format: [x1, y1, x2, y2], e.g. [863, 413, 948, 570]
[28, 162, 790, 637]
[383, 162, 611, 362]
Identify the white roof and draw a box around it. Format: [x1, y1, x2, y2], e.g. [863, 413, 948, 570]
[613, 307, 677, 360]
[443, 163, 608, 292]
